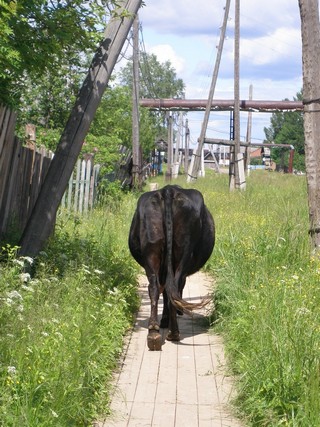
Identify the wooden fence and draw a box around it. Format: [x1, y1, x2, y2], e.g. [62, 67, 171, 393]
[61, 157, 100, 213]
[0, 106, 101, 240]
[0, 106, 54, 239]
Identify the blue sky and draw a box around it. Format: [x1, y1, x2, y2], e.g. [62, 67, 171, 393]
[136, 0, 303, 146]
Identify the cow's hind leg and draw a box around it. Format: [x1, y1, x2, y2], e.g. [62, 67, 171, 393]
[166, 302, 180, 342]
[160, 290, 169, 328]
[147, 273, 162, 351]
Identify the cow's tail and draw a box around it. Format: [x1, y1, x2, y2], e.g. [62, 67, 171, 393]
[163, 187, 210, 315]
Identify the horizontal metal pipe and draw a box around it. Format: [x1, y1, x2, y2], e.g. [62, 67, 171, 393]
[204, 138, 295, 149]
[139, 98, 303, 112]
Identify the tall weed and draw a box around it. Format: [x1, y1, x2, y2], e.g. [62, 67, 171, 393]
[0, 193, 140, 426]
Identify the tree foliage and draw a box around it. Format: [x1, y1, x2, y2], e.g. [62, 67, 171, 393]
[119, 52, 185, 99]
[264, 91, 305, 171]
[118, 52, 186, 150]
[0, 0, 113, 107]
[5, 2, 185, 177]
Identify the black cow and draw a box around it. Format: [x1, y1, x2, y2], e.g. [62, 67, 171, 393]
[129, 185, 215, 350]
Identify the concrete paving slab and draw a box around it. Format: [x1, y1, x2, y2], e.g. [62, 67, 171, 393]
[98, 272, 245, 427]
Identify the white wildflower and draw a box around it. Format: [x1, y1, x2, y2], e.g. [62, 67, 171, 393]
[295, 307, 311, 316]
[20, 273, 31, 283]
[41, 332, 49, 337]
[20, 256, 34, 265]
[13, 259, 24, 267]
[16, 304, 24, 313]
[94, 269, 104, 275]
[6, 290, 23, 300]
[55, 332, 63, 340]
[50, 409, 59, 418]
[22, 285, 34, 292]
[7, 366, 17, 375]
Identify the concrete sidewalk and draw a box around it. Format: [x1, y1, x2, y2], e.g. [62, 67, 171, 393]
[98, 272, 244, 427]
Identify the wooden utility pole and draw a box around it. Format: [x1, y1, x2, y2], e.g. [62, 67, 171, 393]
[230, 0, 244, 190]
[132, 14, 141, 189]
[184, 118, 190, 175]
[245, 84, 253, 171]
[19, 0, 143, 257]
[187, 0, 231, 182]
[172, 111, 183, 178]
[165, 114, 173, 181]
[299, 0, 320, 252]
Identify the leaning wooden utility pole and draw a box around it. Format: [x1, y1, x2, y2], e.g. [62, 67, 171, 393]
[187, 0, 231, 182]
[132, 14, 141, 189]
[299, 0, 320, 252]
[19, 0, 143, 257]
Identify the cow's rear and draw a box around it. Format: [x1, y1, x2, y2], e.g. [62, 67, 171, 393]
[129, 185, 215, 350]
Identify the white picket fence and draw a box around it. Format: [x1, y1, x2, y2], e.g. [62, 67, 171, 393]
[61, 158, 100, 214]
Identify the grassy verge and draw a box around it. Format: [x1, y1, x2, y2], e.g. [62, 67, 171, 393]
[202, 171, 319, 426]
[2, 172, 319, 426]
[0, 188, 140, 426]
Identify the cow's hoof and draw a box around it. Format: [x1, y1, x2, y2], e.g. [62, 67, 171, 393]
[166, 330, 180, 342]
[147, 331, 162, 351]
[160, 317, 169, 328]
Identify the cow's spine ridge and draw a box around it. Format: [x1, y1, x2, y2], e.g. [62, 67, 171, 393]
[163, 186, 175, 294]
[163, 186, 210, 315]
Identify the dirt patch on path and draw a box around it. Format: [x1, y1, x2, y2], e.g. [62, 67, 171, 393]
[98, 271, 245, 427]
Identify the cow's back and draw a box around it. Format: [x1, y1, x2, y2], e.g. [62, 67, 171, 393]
[129, 185, 215, 276]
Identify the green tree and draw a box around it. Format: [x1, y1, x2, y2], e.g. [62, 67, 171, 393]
[119, 52, 185, 152]
[119, 52, 185, 99]
[17, 55, 86, 148]
[81, 83, 160, 175]
[264, 91, 305, 171]
[0, 0, 114, 107]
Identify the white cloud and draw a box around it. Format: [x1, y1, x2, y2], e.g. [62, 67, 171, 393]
[148, 44, 185, 74]
[138, 0, 304, 141]
[239, 28, 301, 66]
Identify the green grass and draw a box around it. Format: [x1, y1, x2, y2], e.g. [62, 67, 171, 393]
[1, 171, 319, 426]
[198, 171, 319, 426]
[0, 190, 141, 426]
